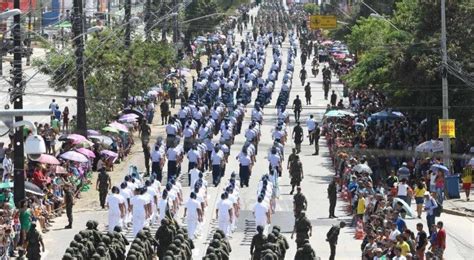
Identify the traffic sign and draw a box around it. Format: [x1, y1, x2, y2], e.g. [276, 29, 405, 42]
[309, 15, 337, 29]
[438, 119, 455, 138]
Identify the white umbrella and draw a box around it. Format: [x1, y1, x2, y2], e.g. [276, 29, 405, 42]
[392, 198, 416, 218]
[415, 140, 444, 153]
[353, 163, 373, 174]
[469, 158, 474, 166]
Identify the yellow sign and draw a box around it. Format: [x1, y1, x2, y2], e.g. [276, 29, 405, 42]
[309, 15, 337, 29]
[438, 119, 455, 138]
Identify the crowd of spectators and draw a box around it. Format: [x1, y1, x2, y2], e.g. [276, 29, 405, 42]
[0, 94, 159, 258]
[323, 88, 472, 260]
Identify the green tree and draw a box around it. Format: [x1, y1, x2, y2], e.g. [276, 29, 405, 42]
[343, 0, 474, 140]
[183, 0, 223, 43]
[303, 3, 319, 15]
[33, 29, 177, 129]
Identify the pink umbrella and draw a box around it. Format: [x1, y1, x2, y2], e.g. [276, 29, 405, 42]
[333, 53, 346, 59]
[321, 40, 334, 46]
[60, 151, 89, 163]
[76, 148, 96, 158]
[87, 129, 101, 136]
[119, 114, 139, 123]
[54, 166, 68, 174]
[67, 134, 87, 144]
[109, 122, 129, 133]
[34, 154, 60, 165]
[100, 150, 118, 158]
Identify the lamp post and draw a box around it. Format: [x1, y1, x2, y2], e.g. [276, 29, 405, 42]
[440, 0, 450, 168]
[12, 0, 25, 207]
[122, 0, 131, 106]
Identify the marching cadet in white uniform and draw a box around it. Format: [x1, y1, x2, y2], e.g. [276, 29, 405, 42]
[106, 186, 126, 232]
[183, 192, 203, 240]
[216, 192, 233, 237]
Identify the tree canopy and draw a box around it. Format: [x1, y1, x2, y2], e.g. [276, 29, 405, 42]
[342, 0, 474, 140]
[33, 29, 177, 129]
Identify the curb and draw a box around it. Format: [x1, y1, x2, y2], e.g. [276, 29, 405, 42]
[442, 208, 474, 218]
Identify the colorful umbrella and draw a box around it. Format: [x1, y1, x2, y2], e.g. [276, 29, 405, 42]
[321, 40, 334, 46]
[54, 21, 72, 28]
[121, 109, 145, 119]
[333, 53, 346, 59]
[34, 154, 60, 165]
[87, 129, 101, 136]
[392, 198, 416, 218]
[60, 151, 89, 163]
[118, 114, 139, 123]
[415, 140, 444, 153]
[0, 182, 13, 189]
[109, 122, 129, 133]
[324, 110, 355, 118]
[54, 166, 69, 174]
[147, 90, 158, 96]
[76, 148, 96, 158]
[370, 110, 404, 120]
[67, 134, 88, 144]
[101, 150, 118, 158]
[430, 164, 449, 174]
[25, 181, 44, 196]
[353, 163, 373, 174]
[102, 126, 120, 133]
[89, 135, 114, 147]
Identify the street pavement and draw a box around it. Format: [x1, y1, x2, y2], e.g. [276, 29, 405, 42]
[40, 5, 474, 260]
[0, 48, 77, 143]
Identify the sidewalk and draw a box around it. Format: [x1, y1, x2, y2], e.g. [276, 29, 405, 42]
[443, 187, 474, 217]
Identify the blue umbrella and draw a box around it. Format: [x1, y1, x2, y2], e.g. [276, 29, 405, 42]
[430, 164, 449, 174]
[370, 110, 404, 120]
[324, 110, 355, 118]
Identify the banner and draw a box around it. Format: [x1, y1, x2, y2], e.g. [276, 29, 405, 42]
[438, 119, 455, 138]
[309, 15, 337, 29]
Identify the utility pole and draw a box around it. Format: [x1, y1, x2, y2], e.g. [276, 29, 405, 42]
[107, 0, 111, 26]
[26, 0, 32, 66]
[0, 34, 4, 76]
[73, 0, 87, 136]
[440, 0, 450, 169]
[121, 0, 131, 106]
[172, 0, 178, 43]
[12, 0, 25, 205]
[145, 0, 152, 41]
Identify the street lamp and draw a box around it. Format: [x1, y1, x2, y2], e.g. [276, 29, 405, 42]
[0, 109, 50, 205]
[368, 13, 400, 32]
[0, 9, 21, 20]
[87, 26, 103, 34]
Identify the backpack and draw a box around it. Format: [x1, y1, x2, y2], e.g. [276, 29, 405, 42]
[432, 198, 443, 217]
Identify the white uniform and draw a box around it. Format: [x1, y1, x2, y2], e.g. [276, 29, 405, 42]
[253, 201, 269, 232]
[189, 168, 201, 188]
[147, 186, 158, 223]
[185, 198, 201, 239]
[106, 193, 125, 232]
[130, 195, 148, 236]
[216, 199, 233, 236]
[158, 197, 169, 222]
[119, 187, 133, 224]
